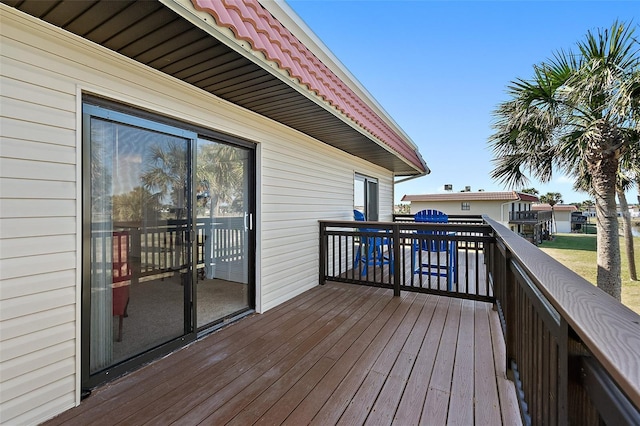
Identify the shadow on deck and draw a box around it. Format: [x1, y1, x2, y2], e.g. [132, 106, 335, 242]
[44, 282, 521, 425]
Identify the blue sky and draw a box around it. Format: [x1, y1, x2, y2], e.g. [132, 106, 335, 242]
[286, 0, 639, 204]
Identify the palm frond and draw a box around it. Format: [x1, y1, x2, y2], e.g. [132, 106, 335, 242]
[488, 20, 640, 196]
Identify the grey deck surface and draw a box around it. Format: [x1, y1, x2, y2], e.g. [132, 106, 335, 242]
[45, 282, 521, 425]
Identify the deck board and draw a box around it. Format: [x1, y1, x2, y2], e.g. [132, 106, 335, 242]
[423, 298, 462, 424]
[44, 283, 521, 426]
[449, 299, 476, 425]
[475, 302, 503, 424]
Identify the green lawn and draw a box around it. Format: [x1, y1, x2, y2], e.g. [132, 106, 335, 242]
[538, 233, 640, 314]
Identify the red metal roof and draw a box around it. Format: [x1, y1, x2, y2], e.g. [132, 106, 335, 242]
[191, 0, 425, 172]
[402, 191, 540, 202]
[518, 193, 540, 202]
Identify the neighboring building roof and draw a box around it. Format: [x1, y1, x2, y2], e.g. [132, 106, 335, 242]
[191, 0, 427, 174]
[532, 204, 578, 212]
[401, 191, 540, 202]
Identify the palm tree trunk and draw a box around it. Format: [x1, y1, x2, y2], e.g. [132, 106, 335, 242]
[618, 188, 637, 281]
[591, 156, 622, 300]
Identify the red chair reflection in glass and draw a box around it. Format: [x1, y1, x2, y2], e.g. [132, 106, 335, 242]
[412, 209, 457, 290]
[112, 231, 131, 342]
[353, 210, 393, 276]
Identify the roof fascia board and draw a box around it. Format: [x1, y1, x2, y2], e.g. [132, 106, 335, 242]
[402, 192, 533, 202]
[262, 0, 429, 176]
[260, 0, 419, 151]
[160, 0, 425, 175]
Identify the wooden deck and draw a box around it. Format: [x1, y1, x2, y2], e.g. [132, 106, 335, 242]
[45, 283, 521, 425]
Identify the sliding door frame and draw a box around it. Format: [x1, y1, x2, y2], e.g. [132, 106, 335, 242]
[81, 95, 256, 391]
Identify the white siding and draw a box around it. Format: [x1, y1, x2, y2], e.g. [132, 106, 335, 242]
[0, 6, 395, 424]
[1, 10, 78, 424]
[554, 211, 573, 233]
[410, 200, 515, 226]
[260, 133, 393, 310]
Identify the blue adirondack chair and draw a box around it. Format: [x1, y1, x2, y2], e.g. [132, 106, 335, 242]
[412, 209, 457, 289]
[353, 210, 393, 276]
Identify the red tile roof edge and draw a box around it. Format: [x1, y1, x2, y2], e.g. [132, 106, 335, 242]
[518, 192, 540, 202]
[532, 204, 578, 211]
[401, 191, 540, 202]
[191, 0, 425, 172]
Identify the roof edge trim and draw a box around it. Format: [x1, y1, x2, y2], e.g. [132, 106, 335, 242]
[187, 0, 425, 173]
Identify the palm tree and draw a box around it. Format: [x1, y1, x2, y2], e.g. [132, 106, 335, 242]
[141, 141, 189, 273]
[540, 192, 563, 235]
[488, 21, 640, 300]
[618, 188, 637, 281]
[582, 199, 595, 210]
[141, 141, 188, 220]
[112, 186, 160, 222]
[196, 142, 244, 217]
[617, 142, 639, 281]
[520, 187, 539, 196]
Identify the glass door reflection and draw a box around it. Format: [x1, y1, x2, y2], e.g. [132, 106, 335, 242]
[86, 109, 191, 375]
[195, 139, 252, 328]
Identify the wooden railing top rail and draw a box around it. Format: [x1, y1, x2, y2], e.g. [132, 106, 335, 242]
[483, 215, 640, 410]
[322, 219, 492, 235]
[393, 214, 485, 222]
[508, 210, 553, 221]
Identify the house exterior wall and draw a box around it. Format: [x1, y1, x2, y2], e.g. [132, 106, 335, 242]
[409, 200, 518, 226]
[533, 207, 575, 233]
[0, 7, 394, 424]
[553, 211, 573, 233]
[259, 124, 393, 310]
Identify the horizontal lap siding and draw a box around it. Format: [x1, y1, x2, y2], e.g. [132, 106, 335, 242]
[260, 138, 393, 310]
[1, 13, 79, 424]
[0, 6, 395, 423]
[411, 200, 508, 224]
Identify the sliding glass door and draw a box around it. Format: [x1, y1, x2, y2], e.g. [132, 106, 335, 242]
[84, 105, 193, 382]
[82, 100, 255, 388]
[195, 139, 253, 328]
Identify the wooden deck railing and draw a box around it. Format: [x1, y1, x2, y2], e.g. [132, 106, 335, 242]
[319, 215, 640, 425]
[92, 217, 246, 284]
[319, 218, 494, 302]
[484, 216, 640, 425]
[508, 210, 553, 222]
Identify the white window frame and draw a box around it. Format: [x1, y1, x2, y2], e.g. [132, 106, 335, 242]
[354, 173, 379, 221]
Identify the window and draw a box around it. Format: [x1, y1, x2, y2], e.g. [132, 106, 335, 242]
[354, 174, 378, 221]
[461, 202, 470, 211]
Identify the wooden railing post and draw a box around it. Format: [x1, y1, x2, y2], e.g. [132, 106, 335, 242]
[130, 227, 141, 286]
[319, 221, 326, 285]
[392, 223, 401, 297]
[504, 251, 516, 381]
[566, 333, 597, 425]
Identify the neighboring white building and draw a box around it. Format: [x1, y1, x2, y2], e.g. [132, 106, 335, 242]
[402, 191, 540, 227]
[401, 191, 553, 243]
[532, 204, 578, 234]
[0, 2, 429, 424]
